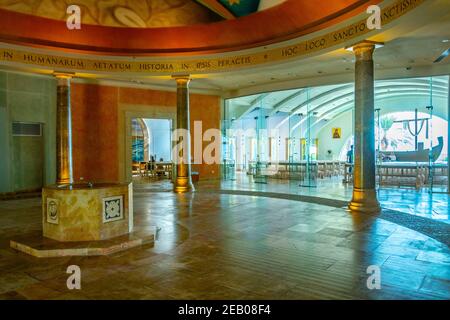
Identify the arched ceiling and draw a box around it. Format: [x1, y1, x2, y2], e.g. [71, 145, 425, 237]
[227, 76, 449, 132]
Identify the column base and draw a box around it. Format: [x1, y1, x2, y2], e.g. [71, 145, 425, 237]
[348, 188, 381, 214]
[174, 176, 195, 193]
[56, 179, 72, 185]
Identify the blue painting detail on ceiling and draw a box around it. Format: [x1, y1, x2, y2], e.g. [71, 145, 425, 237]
[219, 0, 260, 17]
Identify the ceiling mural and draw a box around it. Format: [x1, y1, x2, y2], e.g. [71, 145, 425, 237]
[0, 0, 283, 28]
[218, 0, 260, 17]
[0, 0, 220, 28]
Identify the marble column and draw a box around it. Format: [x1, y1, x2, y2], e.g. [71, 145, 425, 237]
[173, 76, 194, 193]
[55, 73, 73, 185]
[348, 42, 381, 213]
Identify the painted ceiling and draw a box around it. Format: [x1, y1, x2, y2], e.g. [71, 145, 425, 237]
[0, 0, 283, 28]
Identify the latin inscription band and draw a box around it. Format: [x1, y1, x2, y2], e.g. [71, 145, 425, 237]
[0, 0, 424, 75]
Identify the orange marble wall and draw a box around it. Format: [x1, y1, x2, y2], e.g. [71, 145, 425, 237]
[71, 83, 221, 182]
[72, 83, 119, 183]
[189, 93, 222, 180]
[119, 87, 177, 107]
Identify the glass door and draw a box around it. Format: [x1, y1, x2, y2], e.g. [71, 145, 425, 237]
[427, 76, 449, 194]
[300, 88, 317, 188]
[254, 101, 268, 184]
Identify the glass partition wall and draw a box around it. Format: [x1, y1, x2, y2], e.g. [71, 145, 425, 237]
[221, 101, 235, 181]
[374, 76, 449, 193]
[428, 76, 449, 193]
[222, 75, 449, 195]
[222, 87, 323, 188]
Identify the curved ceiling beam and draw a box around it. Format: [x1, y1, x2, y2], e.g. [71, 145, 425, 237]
[372, 78, 448, 88]
[267, 78, 447, 121]
[236, 93, 271, 120]
[273, 84, 354, 128]
[267, 89, 307, 116]
[291, 90, 448, 133]
[289, 84, 354, 113]
[275, 84, 447, 130]
[277, 79, 447, 120]
[302, 82, 448, 115]
[310, 92, 448, 133]
[311, 95, 449, 134]
[318, 90, 448, 122]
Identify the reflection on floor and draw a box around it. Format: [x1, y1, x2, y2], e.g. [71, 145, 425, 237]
[0, 182, 448, 300]
[216, 173, 450, 223]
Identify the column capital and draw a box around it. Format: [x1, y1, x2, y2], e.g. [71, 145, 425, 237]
[346, 40, 384, 61]
[172, 75, 191, 86]
[54, 72, 74, 86]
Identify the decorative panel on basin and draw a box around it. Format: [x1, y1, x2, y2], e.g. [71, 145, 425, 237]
[42, 183, 133, 242]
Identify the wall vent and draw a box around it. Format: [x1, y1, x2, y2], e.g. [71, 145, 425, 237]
[12, 122, 42, 136]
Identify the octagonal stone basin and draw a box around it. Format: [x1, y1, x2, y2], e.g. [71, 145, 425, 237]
[42, 182, 133, 242]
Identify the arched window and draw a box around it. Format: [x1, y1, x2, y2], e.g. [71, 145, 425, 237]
[340, 112, 448, 162]
[132, 119, 148, 162]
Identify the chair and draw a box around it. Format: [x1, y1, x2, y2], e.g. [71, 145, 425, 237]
[139, 162, 148, 177]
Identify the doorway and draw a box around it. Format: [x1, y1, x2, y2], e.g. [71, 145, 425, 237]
[131, 118, 173, 183]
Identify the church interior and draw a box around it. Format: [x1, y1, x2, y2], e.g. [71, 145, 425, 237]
[0, 0, 449, 301]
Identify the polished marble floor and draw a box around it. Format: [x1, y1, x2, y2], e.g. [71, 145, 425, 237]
[0, 182, 449, 300]
[216, 174, 450, 223]
[133, 173, 450, 222]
